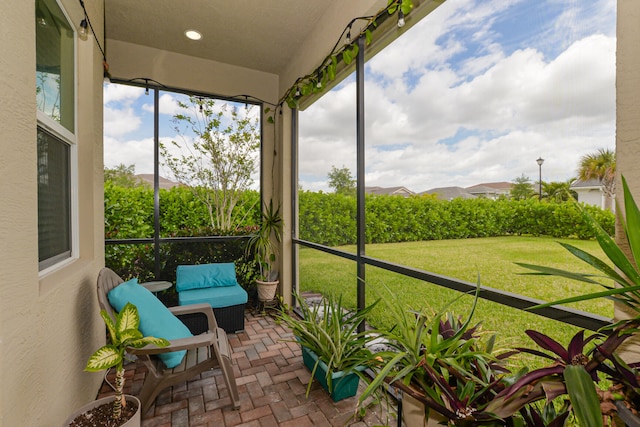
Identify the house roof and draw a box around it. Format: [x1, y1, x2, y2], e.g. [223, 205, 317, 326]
[466, 182, 512, 191]
[421, 186, 476, 200]
[570, 178, 603, 189]
[365, 186, 415, 196]
[135, 174, 182, 190]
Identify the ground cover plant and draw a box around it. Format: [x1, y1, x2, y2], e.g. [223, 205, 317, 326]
[298, 236, 613, 357]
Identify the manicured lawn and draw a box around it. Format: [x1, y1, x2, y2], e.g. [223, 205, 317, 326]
[298, 236, 614, 365]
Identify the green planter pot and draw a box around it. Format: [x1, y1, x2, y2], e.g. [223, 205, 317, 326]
[301, 346, 362, 402]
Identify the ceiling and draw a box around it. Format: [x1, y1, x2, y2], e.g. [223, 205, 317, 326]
[105, 0, 342, 76]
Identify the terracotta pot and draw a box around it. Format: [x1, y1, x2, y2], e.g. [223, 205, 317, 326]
[63, 394, 141, 427]
[402, 393, 448, 427]
[256, 280, 278, 302]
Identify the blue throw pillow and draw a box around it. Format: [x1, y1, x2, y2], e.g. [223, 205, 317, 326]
[108, 278, 193, 369]
[176, 263, 239, 291]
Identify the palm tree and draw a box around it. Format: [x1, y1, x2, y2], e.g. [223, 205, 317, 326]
[542, 179, 577, 202]
[577, 148, 616, 210]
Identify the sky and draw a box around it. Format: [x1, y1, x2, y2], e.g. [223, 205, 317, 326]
[104, 0, 616, 194]
[298, 0, 616, 193]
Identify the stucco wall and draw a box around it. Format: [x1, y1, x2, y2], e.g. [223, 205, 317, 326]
[0, 1, 106, 425]
[614, 0, 640, 359]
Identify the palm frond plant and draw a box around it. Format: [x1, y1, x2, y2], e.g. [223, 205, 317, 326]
[245, 199, 284, 303]
[277, 292, 381, 398]
[245, 199, 284, 281]
[85, 303, 169, 421]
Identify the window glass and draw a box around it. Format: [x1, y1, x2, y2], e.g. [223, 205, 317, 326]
[298, 73, 357, 253]
[36, 0, 75, 132]
[36, 0, 75, 270]
[37, 126, 71, 269]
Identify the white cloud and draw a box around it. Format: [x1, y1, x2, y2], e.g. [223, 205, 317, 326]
[103, 0, 615, 195]
[299, 0, 615, 193]
[104, 135, 155, 173]
[103, 84, 144, 104]
[103, 105, 142, 137]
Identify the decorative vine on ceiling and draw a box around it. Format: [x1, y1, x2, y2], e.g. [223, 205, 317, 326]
[278, 0, 414, 111]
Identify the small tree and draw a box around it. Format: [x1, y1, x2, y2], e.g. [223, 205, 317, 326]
[105, 163, 145, 188]
[161, 97, 260, 231]
[511, 174, 536, 200]
[327, 165, 356, 196]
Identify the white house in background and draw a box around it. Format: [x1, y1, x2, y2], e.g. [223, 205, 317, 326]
[570, 179, 611, 210]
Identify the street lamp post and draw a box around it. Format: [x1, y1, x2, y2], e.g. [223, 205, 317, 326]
[536, 157, 544, 200]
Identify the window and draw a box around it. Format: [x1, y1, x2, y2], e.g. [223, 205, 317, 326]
[36, 0, 76, 270]
[37, 126, 71, 268]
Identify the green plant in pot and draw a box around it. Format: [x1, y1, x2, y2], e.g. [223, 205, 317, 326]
[68, 303, 169, 426]
[278, 292, 381, 401]
[359, 285, 516, 426]
[246, 199, 283, 303]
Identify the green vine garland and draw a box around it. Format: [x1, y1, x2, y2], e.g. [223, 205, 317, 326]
[279, 0, 414, 110]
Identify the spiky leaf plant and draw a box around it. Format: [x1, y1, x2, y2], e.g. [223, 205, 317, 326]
[278, 292, 380, 397]
[85, 303, 169, 420]
[517, 175, 640, 315]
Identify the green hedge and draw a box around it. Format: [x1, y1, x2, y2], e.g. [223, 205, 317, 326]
[104, 186, 615, 284]
[104, 184, 260, 288]
[297, 192, 614, 246]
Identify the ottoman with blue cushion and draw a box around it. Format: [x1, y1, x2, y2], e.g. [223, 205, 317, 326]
[176, 262, 248, 333]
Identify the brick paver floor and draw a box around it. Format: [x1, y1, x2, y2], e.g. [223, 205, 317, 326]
[97, 309, 396, 427]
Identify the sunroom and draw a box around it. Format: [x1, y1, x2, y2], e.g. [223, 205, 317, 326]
[4, 0, 640, 425]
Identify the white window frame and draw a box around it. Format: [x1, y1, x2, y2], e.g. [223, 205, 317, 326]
[36, 0, 79, 274]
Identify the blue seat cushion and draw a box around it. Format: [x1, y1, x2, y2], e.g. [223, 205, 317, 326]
[178, 284, 248, 308]
[176, 263, 239, 291]
[108, 278, 193, 369]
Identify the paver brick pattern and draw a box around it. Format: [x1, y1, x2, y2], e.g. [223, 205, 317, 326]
[98, 310, 395, 426]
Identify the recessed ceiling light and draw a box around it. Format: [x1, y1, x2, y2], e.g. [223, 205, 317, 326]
[185, 30, 202, 41]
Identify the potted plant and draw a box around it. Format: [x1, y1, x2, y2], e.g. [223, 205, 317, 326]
[357, 177, 640, 427]
[246, 199, 284, 303]
[493, 175, 640, 426]
[278, 292, 381, 401]
[359, 285, 516, 427]
[64, 303, 169, 427]
[485, 321, 640, 427]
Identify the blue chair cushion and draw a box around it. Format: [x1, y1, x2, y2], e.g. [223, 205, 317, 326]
[108, 278, 193, 369]
[178, 284, 248, 308]
[176, 263, 239, 291]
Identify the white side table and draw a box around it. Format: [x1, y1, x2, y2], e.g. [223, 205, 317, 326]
[140, 280, 172, 294]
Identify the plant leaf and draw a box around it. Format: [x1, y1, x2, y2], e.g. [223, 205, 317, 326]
[116, 303, 140, 337]
[100, 310, 117, 344]
[85, 345, 121, 372]
[564, 365, 603, 427]
[525, 330, 568, 361]
[622, 175, 640, 270]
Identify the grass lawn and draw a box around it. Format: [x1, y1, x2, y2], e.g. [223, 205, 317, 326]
[298, 236, 614, 366]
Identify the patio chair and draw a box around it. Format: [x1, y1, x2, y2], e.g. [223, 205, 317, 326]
[96, 267, 241, 414]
